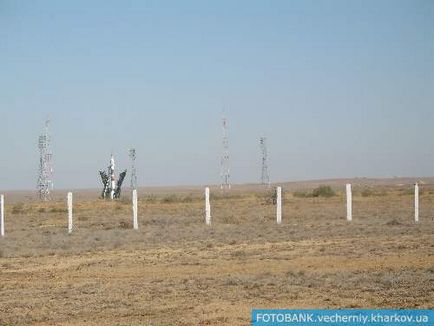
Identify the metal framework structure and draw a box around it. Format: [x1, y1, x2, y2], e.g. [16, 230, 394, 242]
[220, 115, 231, 190]
[129, 148, 137, 192]
[260, 136, 270, 186]
[37, 119, 53, 201]
[99, 155, 127, 199]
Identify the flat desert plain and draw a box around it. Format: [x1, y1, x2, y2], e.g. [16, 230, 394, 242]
[0, 179, 433, 325]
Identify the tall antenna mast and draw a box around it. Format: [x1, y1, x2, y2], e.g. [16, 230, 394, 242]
[260, 136, 270, 186]
[37, 119, 53, 201]
[129, 148, 137, 192]
[220, 114, 231, 190]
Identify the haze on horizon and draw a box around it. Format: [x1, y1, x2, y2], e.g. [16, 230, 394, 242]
[0, 0, 433, 190]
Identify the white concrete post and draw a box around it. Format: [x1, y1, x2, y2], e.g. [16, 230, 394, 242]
[67, 192, 73, 234]
[346, 184, 352, 222]
[414, 183, 419, 223]
[132, 189, 138, 230]
[1, 194, 4, 237]
[276, 187, 282, 225]
[205, 187, 211, 226]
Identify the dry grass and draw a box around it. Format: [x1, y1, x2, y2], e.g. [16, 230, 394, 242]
[0, 183, 433, 325]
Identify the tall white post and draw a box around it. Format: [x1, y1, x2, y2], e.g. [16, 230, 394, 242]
[67, 192, 73, 234]
[205, 187, 211, 226]
[1, 194, 4, 237]
[414, 183, 419, 223]
[132, 189, 138, 230]
[346, 184, 352, 222]
[276, 187, 282, 225]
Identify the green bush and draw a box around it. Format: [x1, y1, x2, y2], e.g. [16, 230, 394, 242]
[311, 185, 335, 198]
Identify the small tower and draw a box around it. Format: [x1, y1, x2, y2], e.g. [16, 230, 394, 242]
[220, 114, 231, 191]
[37, 119, 53, 201]
[129, 148, 137, 192]
[260, 136, 270, 186]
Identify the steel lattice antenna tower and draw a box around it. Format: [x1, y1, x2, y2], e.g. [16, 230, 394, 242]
[260, 136, 270, 186]
[37, 119, 53, 201]
[129, 148, 137, 192]
[220, 115, 231, 190]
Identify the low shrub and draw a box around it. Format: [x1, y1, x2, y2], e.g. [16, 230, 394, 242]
[161, 194, 178, 203]
[144, 194, 157, 203]
[311, 185, 336, 198]
[49, 207, 67, 213]
[293, 186, 335, 198]
[293, 191, 310, 198]
[182, 195, 194, 203]
[12, 203, 25, 214]
[361, 189, 387, 197]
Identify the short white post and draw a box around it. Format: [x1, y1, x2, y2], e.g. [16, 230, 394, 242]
[132, 189, 138, 230]
[67, 192, 73, 234]
[1, 194, 4, 237]
[346, 184, 352, 222]
[414, 183, 419, 223]
[276, 187, 282, 224]
[205, 187, 211, 226]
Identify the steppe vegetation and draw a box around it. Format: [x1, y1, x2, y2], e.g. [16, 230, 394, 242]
[0, 180, 433, 325]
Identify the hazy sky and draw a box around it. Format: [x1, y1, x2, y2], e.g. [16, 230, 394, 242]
[0, 0, 433, 190]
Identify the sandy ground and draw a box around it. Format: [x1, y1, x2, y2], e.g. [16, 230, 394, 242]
[0, 180, 433, 325]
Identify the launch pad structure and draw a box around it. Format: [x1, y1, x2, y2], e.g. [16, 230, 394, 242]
[220, 115, 231, 191]
[129, 148, 137, 192]
[34, 115, 273, 201]
[260, 136, 270, 186]
[37, 119, 53, 201]
[99, 155, 127, 199]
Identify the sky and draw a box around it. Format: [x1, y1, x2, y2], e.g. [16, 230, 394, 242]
[0, 0, 433, 190]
